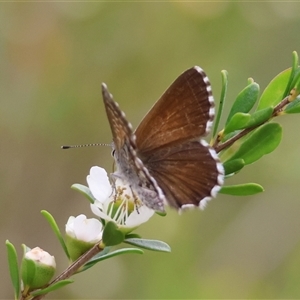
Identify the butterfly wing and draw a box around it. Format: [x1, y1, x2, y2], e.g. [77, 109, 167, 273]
[102, 83, 133, 153]
[134, 67, 224, 209]
[135, 66, 214, 156]
[102, 65, 223, 212]
[143, 140, 224, 210]
[101, 83, 166, 212]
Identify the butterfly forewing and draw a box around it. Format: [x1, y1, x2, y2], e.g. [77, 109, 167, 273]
[135, 67, 214, 156]
[102, 83, 166, 213]
[102, 83, 133, 153]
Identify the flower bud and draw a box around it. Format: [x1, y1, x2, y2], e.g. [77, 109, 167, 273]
[65, 214, 103, 261]
[21, 246, 56, 291]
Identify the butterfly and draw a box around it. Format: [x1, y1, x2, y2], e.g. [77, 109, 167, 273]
[102, 66, 224, 213]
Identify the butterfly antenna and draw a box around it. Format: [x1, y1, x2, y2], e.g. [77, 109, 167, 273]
[61, 143, 111, 149]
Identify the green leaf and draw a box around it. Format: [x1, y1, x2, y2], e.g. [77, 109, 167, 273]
[228, 123, 282, 165]
[30, 280, 74, 296]
[223, 159, 245, 175]
[90, 246, 111, 259]
[125, 233, 142, 239]
[224, 113, 251, 135]
[292, 69, 300, 93]
[226, 81, 259, 125]
[283, 51, 299, 97]
[6, 240, 20, 300]
[224, 108, 273, 136]
[41, 210, 69, 260]
[243, 107, 273, 128]
[257, 68, 291, 110]
[124, 238, 171, 252]
[155, 210, 167, 217]
[285, 96, 300, 114]
[71, 183, 96, 204]
[81, 247, 143, 272]
[102, 221, 125, 246]
[219, 183, 264, 196]
[213, 70, 228, 137]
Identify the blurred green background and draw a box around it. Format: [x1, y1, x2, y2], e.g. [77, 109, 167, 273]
[2, 2, 300, 299]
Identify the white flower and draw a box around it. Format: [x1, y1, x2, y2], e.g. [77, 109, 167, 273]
[66, 214, 103, 243]
[87, 166, 154, 232]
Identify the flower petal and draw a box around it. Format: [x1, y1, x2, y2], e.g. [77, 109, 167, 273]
[90, 203, 113, 222]
[87, 166, 112, 202]
[125, 205, 155, 228]
[65, 216, 76, 237]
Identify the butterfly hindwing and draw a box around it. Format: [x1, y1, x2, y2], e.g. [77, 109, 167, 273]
[143, 140, 224, 209]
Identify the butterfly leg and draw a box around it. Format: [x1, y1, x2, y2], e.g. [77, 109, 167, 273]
[132, 185, 166, 213]
[128, 186, 141, 214]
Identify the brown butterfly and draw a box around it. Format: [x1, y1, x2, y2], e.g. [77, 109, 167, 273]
[102, 66, 224, 213]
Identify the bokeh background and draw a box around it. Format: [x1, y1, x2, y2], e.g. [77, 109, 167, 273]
[2, 2, 300, 299]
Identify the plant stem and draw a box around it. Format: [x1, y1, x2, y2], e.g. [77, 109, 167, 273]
[28, 242, 103, 300]
[214, 96, 290, 153]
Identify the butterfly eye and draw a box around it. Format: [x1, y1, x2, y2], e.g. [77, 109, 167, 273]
[111, 149, 116, 157]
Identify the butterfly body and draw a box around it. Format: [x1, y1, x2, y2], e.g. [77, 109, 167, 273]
[102, 67, 224, 213]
